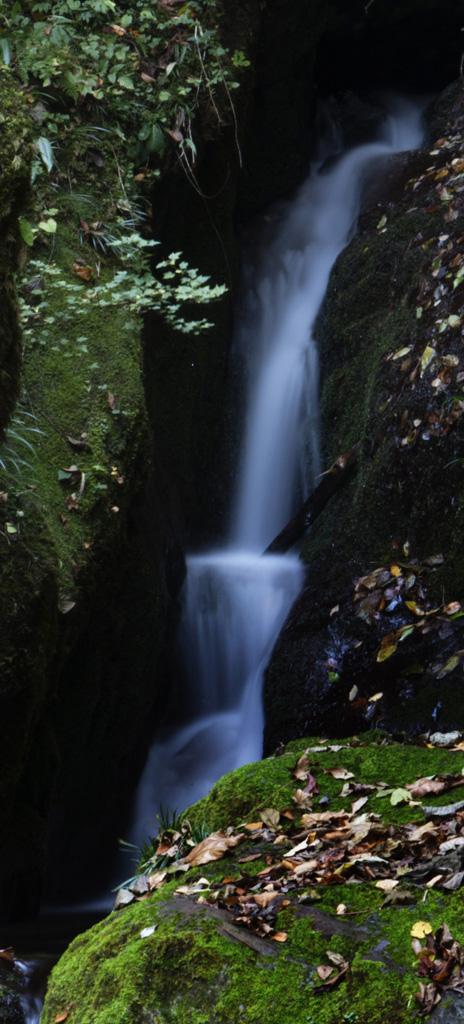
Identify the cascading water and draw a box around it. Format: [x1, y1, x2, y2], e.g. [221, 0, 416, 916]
[130, 96, 425, 845]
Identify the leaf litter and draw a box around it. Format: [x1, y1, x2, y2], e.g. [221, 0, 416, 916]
[113, 737, 464, 1009]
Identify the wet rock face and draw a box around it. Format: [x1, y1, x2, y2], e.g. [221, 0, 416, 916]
[318, 0, 464, 95]
[264, 82, 464, 753]
[0, 976, 26, 1024]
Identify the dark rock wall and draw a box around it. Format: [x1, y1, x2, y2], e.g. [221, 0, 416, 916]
[264, 81, 464, 752]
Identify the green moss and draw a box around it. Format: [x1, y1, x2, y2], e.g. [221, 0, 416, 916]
[186, 734, 464, 832]
[41, 736, 464, 1024]
[0, 67, 32, 437]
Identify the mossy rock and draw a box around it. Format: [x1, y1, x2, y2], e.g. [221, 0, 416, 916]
[41, 735, 464, 1024]
[264, 81, 464, 751]
[0, 67, 31, 437]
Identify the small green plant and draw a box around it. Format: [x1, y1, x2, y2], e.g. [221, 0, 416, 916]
[0, 400, 44, 539]
[19, 232, 227, 341]
[0, 402, 43, 482]
[116, 809, 210, 891]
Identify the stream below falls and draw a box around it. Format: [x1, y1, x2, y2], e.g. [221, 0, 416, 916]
[4, 94, 426, 1024]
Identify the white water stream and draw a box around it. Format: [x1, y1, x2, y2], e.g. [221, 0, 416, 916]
[129, 96, 425, 846]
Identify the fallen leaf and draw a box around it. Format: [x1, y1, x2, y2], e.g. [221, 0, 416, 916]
[390, 788, 410, 806]
[184, 831, 244, 867]
[317, 965, 334, 980]
[260, 808, 281, 830]
[411, 921, 433, 939]
[377, 636, 397, 662]
[254, 892, 278, 908]
[58, 593, 76, 614]
[420, 346, 437, 376]
[54, 1005, 73, 1023]
[375, 879, 399, 892]
[426, 875, 444, 888]
[73, 262, 93, 282]
[351, 796, 368, 814]
[272, 931, 288, 942]
[436, 654, 460, 678]
[292, 788, 314, 809]
[325, 768, 354, 780]
[0, 948, 15, 966]
[108, 390, 116, 410]
[409, 822, 439, 842]
[407, 778, 447, 799]
[292, 752, 312, 781]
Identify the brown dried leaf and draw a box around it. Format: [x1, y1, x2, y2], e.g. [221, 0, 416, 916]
[317, 965, 334, 980]
[254, 891, 278, 908]
[260, 808, 281, 830]
[73, 262, 93, 282]
[406, 778, 447, 799]
[292, 752, 312, 781]
[351, 796, 368, 814]
[0, 948, 15, 966]
[325, 767, 354, 780]
[184, 831, 244, 867]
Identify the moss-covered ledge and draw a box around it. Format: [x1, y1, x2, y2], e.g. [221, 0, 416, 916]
[0, 67, 31, 436]
[40, 734, 464, 1024]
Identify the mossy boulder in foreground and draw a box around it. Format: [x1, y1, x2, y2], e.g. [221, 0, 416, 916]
[41, 735, 464, 1023]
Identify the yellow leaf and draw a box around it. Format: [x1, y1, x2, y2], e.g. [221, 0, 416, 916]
[437, 654, 460, 678]
[420, 346, 436, 376]
[411, 921, 433, 939]
[390, 564, 401, 577]
[377, 640, 397, 662]
[392, 346, 412, 360]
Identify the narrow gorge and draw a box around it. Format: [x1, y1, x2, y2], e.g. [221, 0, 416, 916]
[2, 1, 464, 1022]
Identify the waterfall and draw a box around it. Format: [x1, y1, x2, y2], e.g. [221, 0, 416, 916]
[130, 96, 425, 844]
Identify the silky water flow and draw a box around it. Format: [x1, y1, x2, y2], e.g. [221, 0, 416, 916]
[129, 96, 425, 846]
